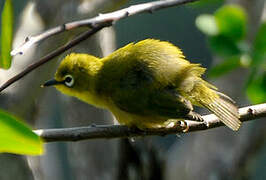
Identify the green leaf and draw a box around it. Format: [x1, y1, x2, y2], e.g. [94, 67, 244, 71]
[1, 0, 13, 69]
[208, 55, 240, 78]
[209, 35, 241, 57]
[246, 72, 266, 104]
[195, 14, 219, 36]
[215, 4, 247, 41]
[0, 110, 43, 155]
[252, 22, 266, 68]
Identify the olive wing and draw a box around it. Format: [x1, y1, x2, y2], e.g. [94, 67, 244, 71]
[109, 66, 192, 118]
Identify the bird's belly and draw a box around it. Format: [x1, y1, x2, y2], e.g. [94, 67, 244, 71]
[107, 103, 170, 129]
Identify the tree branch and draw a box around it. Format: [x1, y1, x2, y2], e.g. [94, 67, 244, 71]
[34, 103, 266, 142]
[0, 0, 199, 93]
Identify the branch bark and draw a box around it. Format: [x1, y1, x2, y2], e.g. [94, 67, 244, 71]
[34, 103, 266, 142]
[0, 0, 199, 93]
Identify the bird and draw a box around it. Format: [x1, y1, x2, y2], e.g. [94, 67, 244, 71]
[43, 39, 241, 131]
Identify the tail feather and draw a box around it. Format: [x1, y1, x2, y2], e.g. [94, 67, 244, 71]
[208, 104, 237, 130]
[215, 91, 236, 104]
[204, 92, 241, 131]
[179, 65, 241, 131]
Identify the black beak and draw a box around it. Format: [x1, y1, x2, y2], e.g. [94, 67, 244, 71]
[41, 79, 63, 87]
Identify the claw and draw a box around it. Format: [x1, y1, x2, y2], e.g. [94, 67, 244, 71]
[186, 111, 204, 122]
[165, 120, 189, 132]
[180, 120, 189, 132]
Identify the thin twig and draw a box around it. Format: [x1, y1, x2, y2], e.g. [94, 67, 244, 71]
[11, 0, 198, 56]
[34, 103, 266, 142]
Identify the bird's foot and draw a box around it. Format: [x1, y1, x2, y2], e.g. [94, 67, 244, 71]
[186, 112, 210, 128]
[165, 120, 189, 132]
[179, 120, 189, 132]
[186, 111, 204, 122]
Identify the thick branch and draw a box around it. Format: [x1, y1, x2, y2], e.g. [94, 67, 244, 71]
[34, 103, 266, 142]
[0, 0, 199, 93]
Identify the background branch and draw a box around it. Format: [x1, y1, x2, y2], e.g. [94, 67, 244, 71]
[34, 103, 266, 142]
[0, 0, 199, 93]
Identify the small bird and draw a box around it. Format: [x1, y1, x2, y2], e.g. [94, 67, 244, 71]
[43, 39, 241, 131]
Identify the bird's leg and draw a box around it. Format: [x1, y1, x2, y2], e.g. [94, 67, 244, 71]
[179, 97, 203, 122]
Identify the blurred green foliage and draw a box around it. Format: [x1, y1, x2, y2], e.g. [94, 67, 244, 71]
[196, 4, 266, 103]
[196, 15, 218, 36]
[0, 0, 42, 155]
[252, 23, 266, 67]
[0, 110, 43, 155]
[208, 55, 240, 77]
[196, 5, 246, 57]
[246, 71, 266, 104]
[0, 0, 13, 69]
[215, 5, 247, 41]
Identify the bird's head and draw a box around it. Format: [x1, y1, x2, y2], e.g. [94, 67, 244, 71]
[42, 53, 102, 98]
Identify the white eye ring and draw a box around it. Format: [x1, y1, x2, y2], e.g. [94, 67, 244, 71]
[64, 75, 74, 87]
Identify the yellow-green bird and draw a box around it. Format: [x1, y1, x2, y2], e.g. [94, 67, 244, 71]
[43, 39, 241, 131]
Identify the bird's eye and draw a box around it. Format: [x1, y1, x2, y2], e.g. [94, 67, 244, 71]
[64, 75, 74, 87]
